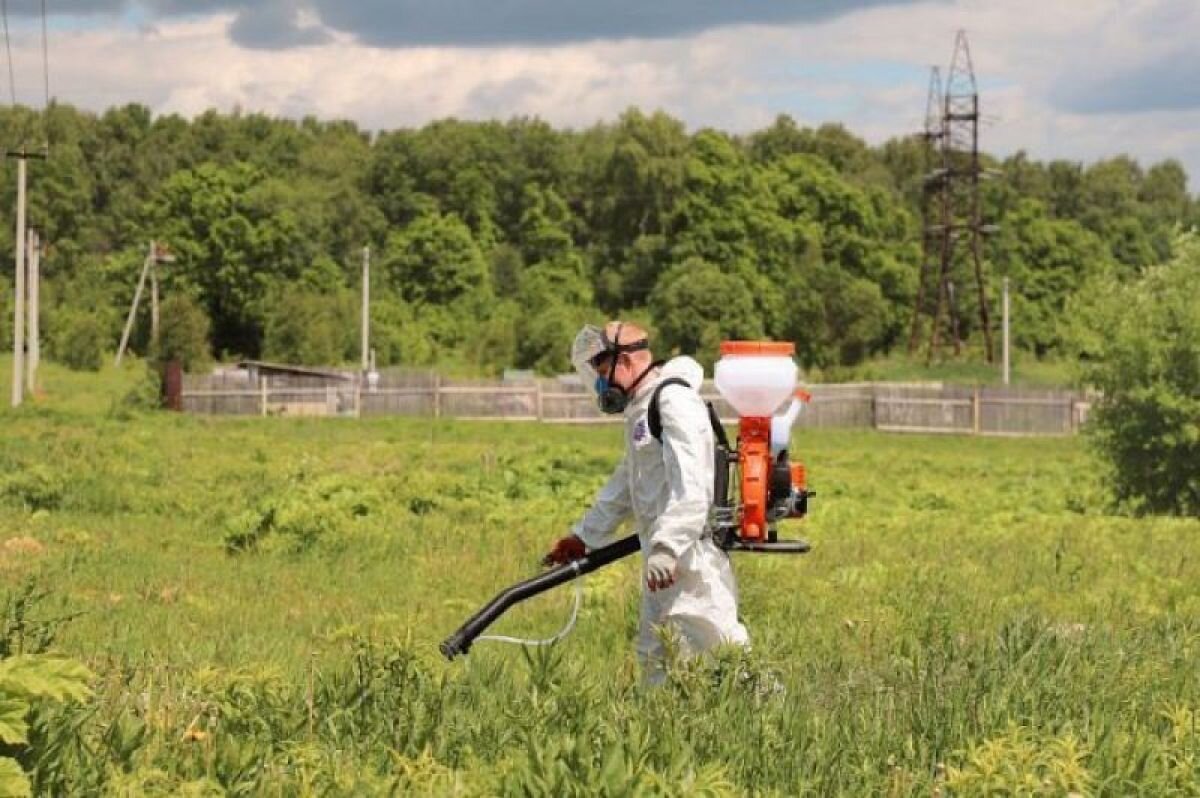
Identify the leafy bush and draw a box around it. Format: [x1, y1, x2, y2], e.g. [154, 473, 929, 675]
[944, 724, 1092, 795]
[0, 583, 91, 797]
[224, 466, 378, 554]
[1069, 232, 1200, 515]
[154, 293, 212, 371]
[0, 655, 93, 797]
[112, 361, 163, 417]
[0, 467, 66, 512]
[51, 311, 106, 372]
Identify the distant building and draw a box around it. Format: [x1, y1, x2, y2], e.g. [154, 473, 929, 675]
[235, 361, 357, 416]
[236, 360, 356, 388]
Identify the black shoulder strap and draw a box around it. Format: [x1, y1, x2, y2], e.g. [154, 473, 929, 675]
[648, 378, 691, 443]
[649, 377, 727, 445]
[707, 401, 731, 449]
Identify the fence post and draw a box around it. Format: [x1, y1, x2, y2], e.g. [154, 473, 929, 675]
[355, 378, 362, 419]
[972, 387, 981, 435]
[535, 381, 544, 421]
[433, 373, 442, 419]
[162, 360, 182, 411]
[260, 376, 267, 417]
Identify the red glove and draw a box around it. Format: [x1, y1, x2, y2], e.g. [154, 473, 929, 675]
[542, 535, 586, 567]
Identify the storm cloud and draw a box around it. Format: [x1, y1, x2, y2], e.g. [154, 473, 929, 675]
[307, 0, 920, 49]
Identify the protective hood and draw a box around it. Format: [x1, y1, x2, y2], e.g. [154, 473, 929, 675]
[654, 355, 705, 392]
[570, 324, 608, 388]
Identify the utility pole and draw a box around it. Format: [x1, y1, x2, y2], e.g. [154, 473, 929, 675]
[8, 153, 36, 407]
[361, 245, 370, 372]
[151, 241, 173, 357]
[115, 241, 173, 366]
[1002, 277, 1010, 385]
[10, 158, 24, 407]
[150, 249, 160, 352]
[115, 242, 155, 367]
[947, 281, 962, 357]
[25, 229, 39, 394]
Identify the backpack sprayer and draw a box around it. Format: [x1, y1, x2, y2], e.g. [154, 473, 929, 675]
[440, 341, 814, 660]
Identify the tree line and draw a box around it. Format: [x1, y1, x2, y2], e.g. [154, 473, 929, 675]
[0, 103, 1195, 374]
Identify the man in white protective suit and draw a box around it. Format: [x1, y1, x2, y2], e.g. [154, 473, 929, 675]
[543, 321, 749, 684]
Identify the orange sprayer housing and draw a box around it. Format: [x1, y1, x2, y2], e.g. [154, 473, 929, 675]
[737, 416, 772, 541]
[735, 416, 809, 542]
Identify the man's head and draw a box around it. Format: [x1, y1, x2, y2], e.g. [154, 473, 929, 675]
[571, 321, 658, 414]
[593, 321, 654, 389]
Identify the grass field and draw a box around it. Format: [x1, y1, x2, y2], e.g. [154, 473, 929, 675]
[0, 359, 1197, 795]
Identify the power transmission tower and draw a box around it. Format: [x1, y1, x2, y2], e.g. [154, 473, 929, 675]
[915, 30, 996, 363]
[908, 66, 943, 354]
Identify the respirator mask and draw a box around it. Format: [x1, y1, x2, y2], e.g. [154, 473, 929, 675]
[571, 323, 660, 415]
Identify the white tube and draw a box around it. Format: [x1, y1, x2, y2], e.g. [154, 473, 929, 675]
[770, 398, 804, 455]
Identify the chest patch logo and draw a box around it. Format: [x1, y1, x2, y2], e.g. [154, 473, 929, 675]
[632, 416, 652, 448]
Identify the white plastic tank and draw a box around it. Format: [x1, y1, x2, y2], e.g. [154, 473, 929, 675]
[713, 341, 798, 417]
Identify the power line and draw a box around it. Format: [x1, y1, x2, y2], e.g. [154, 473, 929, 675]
[0, 0, 16, 109]
[40, 0, 48, 110]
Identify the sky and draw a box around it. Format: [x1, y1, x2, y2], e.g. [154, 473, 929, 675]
[4, 0, 1199, 187]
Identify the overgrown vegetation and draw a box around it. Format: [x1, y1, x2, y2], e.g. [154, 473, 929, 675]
[2, 104, 1195, 374]
[0, 366, 1196, 793]
[0, 582, 92, 797]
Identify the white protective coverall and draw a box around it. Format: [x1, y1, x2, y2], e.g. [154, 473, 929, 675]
[571, 356, 749, 681]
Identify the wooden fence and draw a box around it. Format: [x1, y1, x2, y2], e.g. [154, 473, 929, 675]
[181, 369, 1093, 437]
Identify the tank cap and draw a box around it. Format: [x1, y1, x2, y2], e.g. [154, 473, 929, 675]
[719, 341, 795, 356]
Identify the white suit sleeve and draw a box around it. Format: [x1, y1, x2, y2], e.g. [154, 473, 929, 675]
[571, 456, 632, 550]
[648, 388, 714, 559]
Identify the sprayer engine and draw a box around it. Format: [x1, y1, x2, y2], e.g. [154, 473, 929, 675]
[711, 341, 812, 554]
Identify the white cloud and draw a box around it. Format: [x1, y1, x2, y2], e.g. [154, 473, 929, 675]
[2, 1, 1196, 187]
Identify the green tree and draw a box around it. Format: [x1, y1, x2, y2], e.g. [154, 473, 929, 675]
[261, 285, 354, 366]
[513, 258, 593, 374]
[516, 184, 577, 266]
[649, 258, 765, 364]
[767, 154, 918, 364]
[1068, 232, 1200, 515]
[382, 212, 489, 305]
[590, 109, 689, 309]
[142, 163, 308, 355]
[369, 296, 436, 367]
[990, 199, 1114, 356]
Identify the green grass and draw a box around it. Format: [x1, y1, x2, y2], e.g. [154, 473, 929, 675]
[0, 361, 1196, 794]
